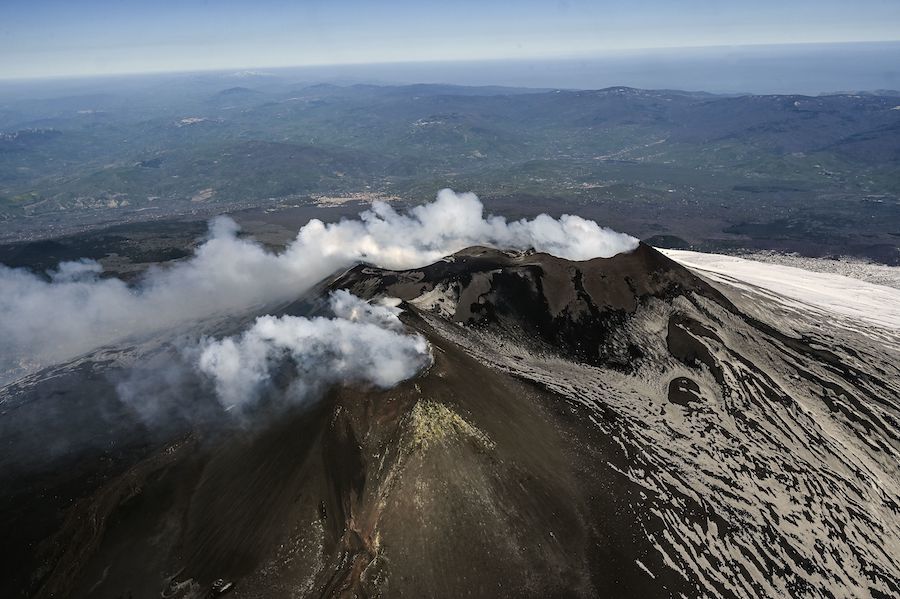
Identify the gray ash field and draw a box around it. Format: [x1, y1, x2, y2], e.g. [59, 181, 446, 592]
[2, 242, 898, 598]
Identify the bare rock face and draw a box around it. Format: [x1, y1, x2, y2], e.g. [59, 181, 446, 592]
[3, 244, 899, 598]
[332, 243, 900, 598]
[333, 243, 731, 369]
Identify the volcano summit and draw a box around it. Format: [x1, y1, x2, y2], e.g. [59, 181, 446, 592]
[0, 198, 898, 599]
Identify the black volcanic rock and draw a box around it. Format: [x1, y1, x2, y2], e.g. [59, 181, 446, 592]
[333, 243, 732, 369]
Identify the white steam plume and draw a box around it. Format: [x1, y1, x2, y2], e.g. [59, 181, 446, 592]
[0, 189, 637, 380]
[197, 290, 430, 411]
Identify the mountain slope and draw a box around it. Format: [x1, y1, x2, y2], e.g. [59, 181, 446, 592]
[2, 244, 899, 598]
[335, 244, 900, 597]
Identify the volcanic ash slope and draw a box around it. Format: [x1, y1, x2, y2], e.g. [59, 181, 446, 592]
[12, 243, 900, 599]
[333, 243, 900, 598]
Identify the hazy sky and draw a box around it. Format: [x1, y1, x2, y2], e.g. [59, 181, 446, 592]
[1, 0, 899, 79]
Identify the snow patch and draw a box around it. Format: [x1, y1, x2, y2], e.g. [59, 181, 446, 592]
[659, 249, 900, 331]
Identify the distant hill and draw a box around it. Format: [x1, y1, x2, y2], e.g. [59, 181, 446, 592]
[215, 86, 259, 96]
[0, 80, 897, 261]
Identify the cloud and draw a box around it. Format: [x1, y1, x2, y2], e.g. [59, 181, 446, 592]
[196, 290, 431, 412]
[297, 188, 638, 268]
[0, 189, 637, 382]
